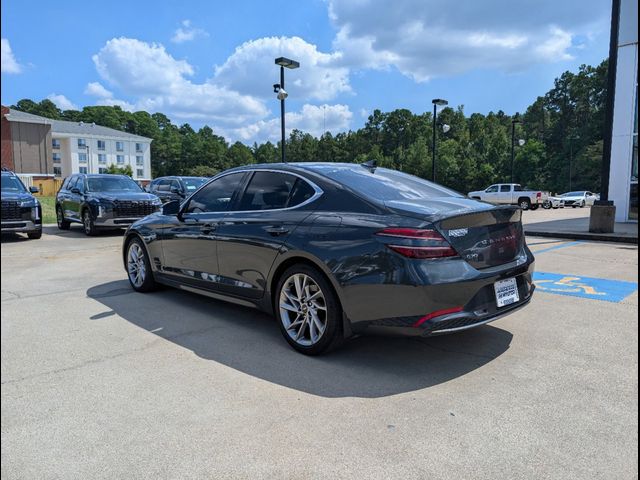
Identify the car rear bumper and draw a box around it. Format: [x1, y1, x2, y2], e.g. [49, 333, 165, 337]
[1, 220, 41, 233]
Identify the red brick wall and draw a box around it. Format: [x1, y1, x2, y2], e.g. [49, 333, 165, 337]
[1, 105, 14, 170]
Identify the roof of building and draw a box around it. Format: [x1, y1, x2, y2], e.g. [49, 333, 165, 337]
[4, 108, 152, 142]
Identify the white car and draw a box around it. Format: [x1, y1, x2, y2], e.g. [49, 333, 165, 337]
[558, 191, 598, 208]
[468, 183, 547, 210]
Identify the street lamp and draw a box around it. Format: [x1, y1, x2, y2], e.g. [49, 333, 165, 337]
[83, 143, 91, 173]
[511, 117, 523, 183]
[431, 98, 448, 182]
[274, 56, 300, 163]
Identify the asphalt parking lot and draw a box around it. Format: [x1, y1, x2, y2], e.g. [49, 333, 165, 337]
[1, 226, 638, 479]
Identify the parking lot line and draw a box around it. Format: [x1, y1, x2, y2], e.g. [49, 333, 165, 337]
[529, 240, 583, 255]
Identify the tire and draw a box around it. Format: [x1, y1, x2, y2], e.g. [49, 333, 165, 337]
[572, 205, 577, 208]
[82, 209, 98, 236]
[518, 198, 531, 210]
[125, 237, 158, 292]
[56, 205, 70, 230]
[27, 230, 42, 239]
[275, 264, 343, 355]
[542, 201, 551, 209]
[579, 201, 585, 208]
[530, 204, 539, 210]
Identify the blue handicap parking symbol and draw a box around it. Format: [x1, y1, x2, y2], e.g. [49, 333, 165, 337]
[533, 272, 638, 303]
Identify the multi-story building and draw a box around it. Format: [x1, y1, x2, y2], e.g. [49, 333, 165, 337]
[1, 108, 152, 181]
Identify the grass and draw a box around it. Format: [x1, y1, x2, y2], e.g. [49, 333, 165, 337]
[37, 196, 57, 224]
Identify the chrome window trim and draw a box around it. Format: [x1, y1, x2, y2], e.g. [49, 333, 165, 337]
[181, 168, 324, 216]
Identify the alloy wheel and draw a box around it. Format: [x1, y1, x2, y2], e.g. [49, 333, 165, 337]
[127, 242, 147, 288]
[279, 273, 327, 347]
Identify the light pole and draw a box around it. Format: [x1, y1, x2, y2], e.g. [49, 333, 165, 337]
[511, 117, 522, 183]
[274, 57, 300, 163]
[84, 144, 91, 173]
[431, 98, 448, 182]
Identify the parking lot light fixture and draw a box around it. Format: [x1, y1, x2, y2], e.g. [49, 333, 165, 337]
[431, 98, 448, 182]
[274, 57, 300, 163]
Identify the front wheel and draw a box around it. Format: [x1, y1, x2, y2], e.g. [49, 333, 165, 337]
[56, 206, 70, 230]
[126, 237, 158, 292]
[82, 209, 98, 236]
[275, 265, 343, 355]
[579, 201, 585, 208]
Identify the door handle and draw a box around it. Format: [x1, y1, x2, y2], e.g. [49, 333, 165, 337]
[266, 226, 290, 236]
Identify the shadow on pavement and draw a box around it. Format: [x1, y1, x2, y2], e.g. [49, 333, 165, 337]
[87, 280, 513, 398]
[41, 225, 126, 239]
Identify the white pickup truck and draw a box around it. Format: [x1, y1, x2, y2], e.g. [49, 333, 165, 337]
[468, 183, 547, 210]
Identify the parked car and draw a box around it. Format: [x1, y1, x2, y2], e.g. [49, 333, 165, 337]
[56, 174, 162, 236]
[1, 170, 42, 239]
[468, 183, 547, 210]
[558, 191, 598, 208]
[122, 163, 535, 355]
[542, 195, 565, 209]
[148, 176, 208, 203]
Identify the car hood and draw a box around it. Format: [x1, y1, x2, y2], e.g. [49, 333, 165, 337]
[86, 192, 159, 202]
[1, 191, 35, 202]
[384, 196, 496, 221]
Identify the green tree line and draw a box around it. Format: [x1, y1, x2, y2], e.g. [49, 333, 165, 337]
[12, 59, 608, 194]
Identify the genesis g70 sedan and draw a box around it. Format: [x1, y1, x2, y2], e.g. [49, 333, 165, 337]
[122, 163, 535, 354]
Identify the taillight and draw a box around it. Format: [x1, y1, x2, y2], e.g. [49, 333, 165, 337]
[376, 227, 458, 259]
[536, 192, 542, 198]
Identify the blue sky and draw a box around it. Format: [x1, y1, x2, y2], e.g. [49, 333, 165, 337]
[1, 0, 611, 143]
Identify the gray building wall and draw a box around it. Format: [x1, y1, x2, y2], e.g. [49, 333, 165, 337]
[9, 121, 53, 175]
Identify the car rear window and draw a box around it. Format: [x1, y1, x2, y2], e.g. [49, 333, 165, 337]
[309, 165, 462, 201]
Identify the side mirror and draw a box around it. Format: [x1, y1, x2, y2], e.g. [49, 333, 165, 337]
[170, 186, 182, 194]
[29, 186, 39, 193]
[162, 200, 181, 215]
[71, 187, 81, 194]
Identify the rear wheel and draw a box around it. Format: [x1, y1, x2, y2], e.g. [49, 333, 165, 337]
[82, 209, 98, 236]
[518, 198, 531, 210]
[275, 265, 343, 355]
[56, 206, 70, 230]
[126, 237, 158, 292]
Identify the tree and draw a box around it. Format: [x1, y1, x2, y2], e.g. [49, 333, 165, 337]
[105, 164, 133, 176]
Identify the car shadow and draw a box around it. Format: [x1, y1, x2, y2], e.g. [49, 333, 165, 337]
[87, 280, 513, 398]
[41, 225, 126, 239]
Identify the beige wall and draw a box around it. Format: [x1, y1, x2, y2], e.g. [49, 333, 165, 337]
[9, 122, 53, 174]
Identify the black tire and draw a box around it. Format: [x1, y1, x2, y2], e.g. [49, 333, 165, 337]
[542, 201, 551, 209]
[125, 237, 158, 292]
[56, 205, 70, 230]
[274, 264, 344, 355]
[530, 204, 539, 211]
[579, 201, 585, 208]
[518, 198, 531, 210]
[27, 230, 42, 239]
[572, 205, 577, 208]
[82, 209, 98, 236]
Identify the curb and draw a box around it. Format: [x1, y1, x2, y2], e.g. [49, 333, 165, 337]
[524, 229, 638, 244]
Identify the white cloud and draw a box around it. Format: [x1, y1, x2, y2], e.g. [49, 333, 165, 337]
[225, 104, 353, 143]
[1, 38, 22, 74]
[96, 98, 135, 111]
[46, 94, 78, 110]
[214, 36, 351, 101]
[328, 0, 606, 80]
[171, 20, 209, 44]
[91, 37, 268, 125]
[84, 81, 113, 98]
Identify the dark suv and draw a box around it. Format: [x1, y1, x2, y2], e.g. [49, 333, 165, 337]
[148, 176, 208, 203]
[1, 170, 42, 239]
[56, 174, 162, 235]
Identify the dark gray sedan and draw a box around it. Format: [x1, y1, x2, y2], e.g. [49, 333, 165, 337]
[122, 163, 535, 355]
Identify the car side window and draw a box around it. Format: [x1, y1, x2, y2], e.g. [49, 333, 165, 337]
[288, 178, 316, 207]
[499, 185, 511, 192]
[67, 176, 78, 191]
[170, 180, 181, 191]
[236, 171, 297, 211]
[184, 172, 245, 213]
[486, 185, 499, 193]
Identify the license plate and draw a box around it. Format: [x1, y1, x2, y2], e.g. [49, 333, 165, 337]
[494, 277, 520, 308]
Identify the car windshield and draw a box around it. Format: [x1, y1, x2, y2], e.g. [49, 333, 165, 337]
[182, 178, 207, 191]
[1, 175, 27, 192]
[562, 191, 585, 196]
[86, 176, 142, 192]
[308, 165, 462, 201]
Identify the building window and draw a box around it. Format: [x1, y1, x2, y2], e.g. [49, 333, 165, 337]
[78, 153, 87, 163]
[53, 153, 61, 163]
[116, 141, 124, 151]
[136, 143, 143, 152]
[79, 167, 88, 174]
[78, 138, 86, 148]
[117, 155, 125, 164]
[52, 139, 61, 149]
[98, 167, 108, 174]
[98, 154, 107, 164]
[53, 166, 62, 176]
[136, 155, 144, 166]
[137, 169, 144, 178]
[97, 140, 106, 150]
